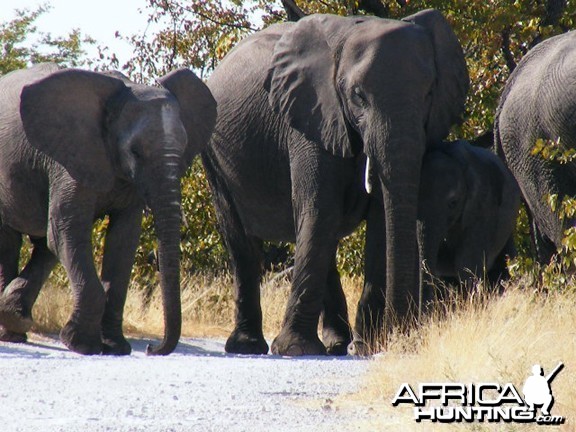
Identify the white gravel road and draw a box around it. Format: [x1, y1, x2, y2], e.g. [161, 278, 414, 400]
[0, 334, 375, 432]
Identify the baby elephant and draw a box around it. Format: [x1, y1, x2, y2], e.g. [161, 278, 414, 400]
[0, 64, 216, 355]
[418, 139, 520, 290]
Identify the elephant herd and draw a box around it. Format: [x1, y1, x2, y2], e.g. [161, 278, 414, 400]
[0, 9, 572, 356]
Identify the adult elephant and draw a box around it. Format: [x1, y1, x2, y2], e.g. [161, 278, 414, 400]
[496, 31, 576, 262]
[418, 140, 520, 292]
[203, 9, 468, 356]
[0, 64, 216, 355]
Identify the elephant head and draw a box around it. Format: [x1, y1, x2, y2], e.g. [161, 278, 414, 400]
[418, 142, 470, 280]
[19, 66, 216, 355]
[418, 139, 516, 287]
[265, 10, 468, 332]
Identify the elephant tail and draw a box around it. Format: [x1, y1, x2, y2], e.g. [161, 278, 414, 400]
[493, 113, 507, 163]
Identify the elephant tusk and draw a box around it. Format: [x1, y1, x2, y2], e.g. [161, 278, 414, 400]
[364, 156, 372, 194]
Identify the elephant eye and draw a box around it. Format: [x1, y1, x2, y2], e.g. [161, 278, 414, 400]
[447, 198, 459, 210]
[351, 86, 367, 107]
[131, 143, 144, 161]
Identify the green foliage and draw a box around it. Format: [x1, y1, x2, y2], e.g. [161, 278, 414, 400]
[0, 4, 94, 75]
[507, 204, 534, 275]
[547, 193, 576, 270]
[117, 0, 261, 82]
[179, 159, 228, 271]
[532, 137, 576, 164]
[337, 223, 366, 276]
[35, 28, 95, 67]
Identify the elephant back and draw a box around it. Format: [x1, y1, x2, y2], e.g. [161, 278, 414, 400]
[207, 23, 293, 158]
[498, 32, 576, 147]
[207, 23, 291, 102]
[0, 63, 60, 124]
[534, 32, 576, 148]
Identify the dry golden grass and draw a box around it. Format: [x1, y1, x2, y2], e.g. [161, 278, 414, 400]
[32, 272, 238, 338]
[31, 271, 363, 341]
[354, 281, 576, 431]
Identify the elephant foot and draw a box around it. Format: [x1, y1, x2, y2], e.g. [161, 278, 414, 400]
[0, 310, 32, 334]
[347, 338, 372, 356]
[60, 320, 102, 355]
[0, 326, 27, 343]
[271, 329, 326, 356]
[322, 328, 352, 356]
[225, 328, 269, 355]
[0, 297, 33, 334]
[326, 341, 349, 356]
[102, 335, 132, 356]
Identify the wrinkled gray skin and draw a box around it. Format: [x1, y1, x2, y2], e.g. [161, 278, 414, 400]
[203, 9, 468, 356]
[417, 140, 520, 299]
[496, 31, 576, 262]
[0, 64, 216, 355]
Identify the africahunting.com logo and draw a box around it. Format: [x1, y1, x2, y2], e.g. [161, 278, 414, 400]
[392, 362, 565, 425]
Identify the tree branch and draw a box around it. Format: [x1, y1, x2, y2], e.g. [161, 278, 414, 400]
[501, 27, 516, 73]
[527, 0, 568, 51]
[191, 9, 258, 32]
[357, 0, 389, 18]
[281, 0, 306, 22]
[542, 0, 567, 26]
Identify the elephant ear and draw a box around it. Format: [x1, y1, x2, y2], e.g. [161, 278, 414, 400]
[20, 69, 127, 192]
[265, 15, 353, 157]
[402, 9, 469, 144]
[159, 68, 217, 165]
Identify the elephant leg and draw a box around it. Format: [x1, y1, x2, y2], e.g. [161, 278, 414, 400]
[486, 236, 516, 287]
[271, 148, 343, 356]
[532, 219, 556, 264]
[100, 208, 143, 356]
[321, 258, 351, 356]
[224, 234, 268, 355]
[48, 193, 105, 355]
[204, 165, 268, 354]
[271, 210, 338, 356]
[0, 237, 57, 341]
[519, 153, 565, 263]
[0, 226, 24, 342]
[349, 199, 386, 356]
[0, 225, 22, 291]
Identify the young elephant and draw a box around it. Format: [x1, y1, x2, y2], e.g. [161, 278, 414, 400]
[417, 140, 520, 290]
[0, 64, 216, 355]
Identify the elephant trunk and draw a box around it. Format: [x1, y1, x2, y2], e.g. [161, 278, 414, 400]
[369, 120, 425, 334]
[145, 156, 183, 356]
[380, 168, 420, 330]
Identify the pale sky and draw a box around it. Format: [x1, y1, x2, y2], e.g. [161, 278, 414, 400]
[0, 0, 152, 65]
